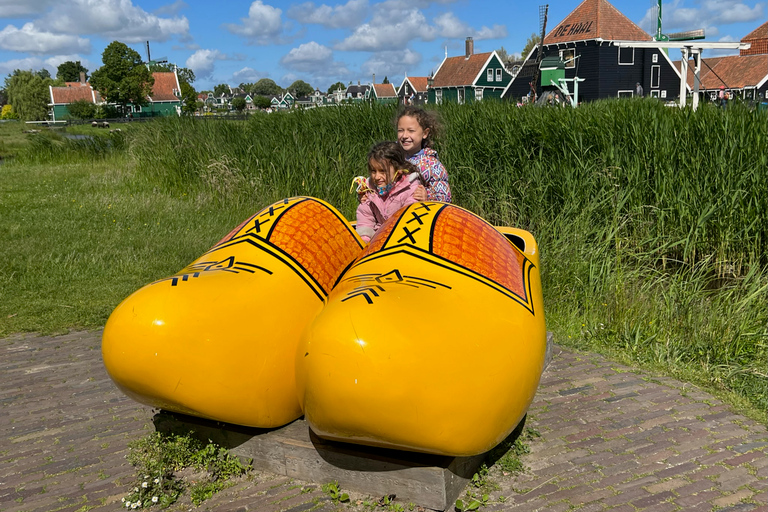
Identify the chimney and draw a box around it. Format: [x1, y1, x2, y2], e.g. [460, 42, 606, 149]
[80, 71, 86, 84]
[373, 73, 376, 84]
[465, 37, 474, 58]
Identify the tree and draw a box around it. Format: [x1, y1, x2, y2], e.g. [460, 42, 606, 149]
[252, 78, 283, 96]
[213, 83, 230, 96]
[67, 99, 97, 119]
[90, 41, 154, 114]
[1, 104, 19, 119]
[180, 81, 198, 115]
[382, 76, 389, 84]
[231, 96, 247, 112]
[4, 69, 52, 120]
[253, 95, 272, 109]
[36, 69, 52, 80]
[327, 82, 345, 94]
[287, 80, 313, 98]
[521, 33, 541, 59]
[57, 61, 88, 82]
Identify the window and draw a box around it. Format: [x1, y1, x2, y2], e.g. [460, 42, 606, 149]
[618, 90, 633, 98]
[651, 65, 660, 88]
[495, 68, 502, 81]
[652, 53, 658, 63]
[560, 49, 576, 68]
[458, 88, 465, 104]
[436, 89, 443, 104]
[487, 69, 494, 82]
[475, 88, 484, 101]
[765, 90, 768, 99]
[618, 47, 634, 65]
[650, 90, 660, 98]
[660, 90, 667, 98]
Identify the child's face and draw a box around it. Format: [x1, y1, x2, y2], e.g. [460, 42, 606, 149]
[397, 115, 429, 157]
[369, 158, 396, 188]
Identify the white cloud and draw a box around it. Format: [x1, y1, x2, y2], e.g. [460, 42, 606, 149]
[223, 0, 284, 43]
[0, 56, 46, 76]
[336, 8, 436, 51]
[287, 0, 368, 29]
[640, 0, 765, 35]
[0, 0, 57, 18]
[361, 48, 422, 79]
[232, 66, 264, 83]
[39, 0, 190, 43]
[280, 41, 349, 80]
[153, 1, 188, 16]
[0, 23, 90, 54]
[434, 12, 506, 40]
[186, 48, 224, 79]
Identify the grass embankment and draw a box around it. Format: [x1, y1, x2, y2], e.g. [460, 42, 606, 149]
[0, 102, 765, 420]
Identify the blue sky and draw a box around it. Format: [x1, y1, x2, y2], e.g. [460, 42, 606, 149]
[0, 0, 764, 92]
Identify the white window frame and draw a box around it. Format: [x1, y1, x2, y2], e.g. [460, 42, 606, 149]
[475, 87, 484, 101]
[495, 68, 502, 81]
[487, 69, 494, 82]
[650, 90, 660, 98]
[560, 49, 576, 69]
[652, 53, 658, 63]
[661, 90, 667, 98]
[617, 90, 633, 98]
[436, 89, 443, 104]
[458, 88, 465, 104]
[618, 47, 634, 65]
[765, 90, 768, 99]
[651, 65, 660, 88]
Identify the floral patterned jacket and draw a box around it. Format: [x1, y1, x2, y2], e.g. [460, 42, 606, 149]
[408, 147, 451, 202]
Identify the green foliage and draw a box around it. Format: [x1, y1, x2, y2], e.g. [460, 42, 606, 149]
[455, 493, 489, 511]
[253, 95, 272, 109]
[213, 84, 230, 96]
[66, 99, 97, 120]
[252, 78, 283, 96]
[321, 481, 349, 503]
[288, 79, 314, 97]
[4, 69, 53, 120]
[123, 431, 248, 508]
[231, 96, 247, 112]
[180, 81, 198, 115]
[57, 61, 88, 83]
[327, 81, 346, 94]
[90, 41, 154, 112]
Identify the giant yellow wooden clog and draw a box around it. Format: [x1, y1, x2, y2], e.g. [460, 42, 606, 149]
[102, 197, 364, 428]
[296, 202, 546, 456]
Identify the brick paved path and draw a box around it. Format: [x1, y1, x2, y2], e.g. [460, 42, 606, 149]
[1, 331, 765, 512]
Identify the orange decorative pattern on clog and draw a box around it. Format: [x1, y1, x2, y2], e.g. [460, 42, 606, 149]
[269, 200, 362, 294]
[432, 207, 527, 298]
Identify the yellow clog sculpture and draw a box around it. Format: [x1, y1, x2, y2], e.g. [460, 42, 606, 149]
[102, 197, 364, 428]
[296, 202, 546, 456]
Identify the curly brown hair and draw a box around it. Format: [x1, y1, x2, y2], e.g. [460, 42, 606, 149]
[367, 141, 423, 181]
[394, 106, 442, 148]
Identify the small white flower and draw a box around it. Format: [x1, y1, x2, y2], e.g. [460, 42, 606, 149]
[152, 496, 158, 503]
[142, 482, 148, 488]
[131, 503, 138, 509]
[125, 502, 131, 508]
[133, 487, 139, 492]
[122, 497, 126, 503]
[154, 478, 160, 484]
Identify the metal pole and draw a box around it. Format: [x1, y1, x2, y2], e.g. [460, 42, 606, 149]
[692, 49, 701, 111]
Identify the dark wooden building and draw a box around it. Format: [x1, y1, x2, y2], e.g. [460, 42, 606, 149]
[503, 0, 683, 103]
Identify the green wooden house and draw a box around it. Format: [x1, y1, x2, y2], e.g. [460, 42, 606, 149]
[49, 82, 102, 121]
[370, 83, 398, 104]
[428, 37, 513, 104]
[131, 71, 182, 117]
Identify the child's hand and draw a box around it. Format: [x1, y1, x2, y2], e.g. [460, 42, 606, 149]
[413, 185, 427, 202]
[351, 176, 373, 204]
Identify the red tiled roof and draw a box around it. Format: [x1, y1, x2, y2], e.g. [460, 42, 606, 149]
[544, 0, 650, 45]
[433, 52, 493, 87]
[64, 81, 89, 88]
[149, 72, 180, 102]
[677, 54, 768, 90]
[373, 83, 396, 98]
[741, 21, 767, 56]
[50, 86, 99, 105]
[406, 76, 429, 92]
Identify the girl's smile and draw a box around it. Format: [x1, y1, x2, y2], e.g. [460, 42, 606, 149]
[397, 115, 430, 157]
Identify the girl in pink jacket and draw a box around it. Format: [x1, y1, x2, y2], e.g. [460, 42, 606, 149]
[355, 141, 425, 243]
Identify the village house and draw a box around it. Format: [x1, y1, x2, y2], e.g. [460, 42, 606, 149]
[397, 76, 429, 105]
[428, 37, 513, 104]
[370, 83, 398, 104]
[503, 0, 682, 103]
[48, 73, 102, 122]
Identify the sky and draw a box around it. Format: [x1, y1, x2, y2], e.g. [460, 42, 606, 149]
[0, 0, 765, 92]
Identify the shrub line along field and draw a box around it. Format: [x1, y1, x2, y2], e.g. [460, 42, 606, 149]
[0, 100, 765, 420]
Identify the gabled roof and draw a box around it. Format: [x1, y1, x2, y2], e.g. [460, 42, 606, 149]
[741, 20, 767, 56]
[347, 84, 370, 95]
[432, 51, 494, 87]
[64, 81, 89, 88]
[148, 72, 180, 102]
[50, 85, 100, 105]
[678, 54, 768, 90]
[544, 0, 650, 45]
[400, 76, 429, 93]
[373, 83, 397, 98]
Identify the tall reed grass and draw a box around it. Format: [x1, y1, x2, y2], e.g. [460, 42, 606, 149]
[33, 101, 768, 414]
